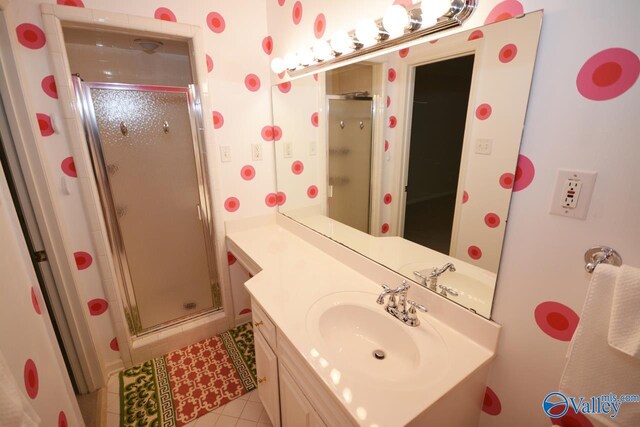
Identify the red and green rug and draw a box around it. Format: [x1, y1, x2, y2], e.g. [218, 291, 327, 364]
[120, 322, 257, 426]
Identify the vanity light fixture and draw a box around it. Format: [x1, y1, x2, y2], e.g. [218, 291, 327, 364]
[272, 0, 477, 76]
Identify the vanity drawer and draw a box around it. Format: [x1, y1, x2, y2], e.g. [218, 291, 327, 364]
[252, 300, 277, 349]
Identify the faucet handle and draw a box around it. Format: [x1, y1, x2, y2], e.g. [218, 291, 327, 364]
[407, 300, 428, 313]
[413, 271, 427, 285]
[438, 285, 459, 297]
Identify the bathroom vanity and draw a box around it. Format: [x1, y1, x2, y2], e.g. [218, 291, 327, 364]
[227, 215, 501, 426]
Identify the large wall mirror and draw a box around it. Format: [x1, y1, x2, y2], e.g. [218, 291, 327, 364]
[272, 11, 543, 318]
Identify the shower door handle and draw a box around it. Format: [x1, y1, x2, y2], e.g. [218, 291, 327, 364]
[196, 203, 202, 221]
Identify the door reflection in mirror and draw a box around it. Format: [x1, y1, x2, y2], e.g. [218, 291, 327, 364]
[403, 55, 475, 254]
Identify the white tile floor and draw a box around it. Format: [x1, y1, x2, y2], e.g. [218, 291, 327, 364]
[106, 374, 272, 427]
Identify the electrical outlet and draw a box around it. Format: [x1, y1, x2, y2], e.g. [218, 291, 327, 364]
[309, 140, 317, 156]
[550, 170, 597, 219]
[561, 179, 582, 208]
[283, 141, 293, 158]
[251, 143, 263, 161]
[475, 138, 493, 155]
[220, 145, 231, 162]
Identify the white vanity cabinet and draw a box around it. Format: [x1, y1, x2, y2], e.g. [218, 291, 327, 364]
[252, 300, 281, 426]
[252, 299, 333, 427]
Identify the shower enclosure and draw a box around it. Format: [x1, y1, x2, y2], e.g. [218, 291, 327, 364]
[74, 77, 221, 335]
[326, 96, 374, 233]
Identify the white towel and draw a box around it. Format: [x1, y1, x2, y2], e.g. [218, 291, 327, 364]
[608, 265, 640, 358]
[0, 351, 40, 427]
[559, 264, 640, 426]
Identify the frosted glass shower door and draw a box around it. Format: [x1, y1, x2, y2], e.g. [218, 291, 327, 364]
[87, 85, 218, 332]
[327, 98, 373, 233]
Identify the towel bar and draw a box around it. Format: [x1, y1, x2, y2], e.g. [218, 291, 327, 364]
[584, 246, 622, 273]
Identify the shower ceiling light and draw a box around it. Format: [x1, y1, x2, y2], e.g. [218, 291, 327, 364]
[272, 0, 478, 77]
[134, 38, 164, 52]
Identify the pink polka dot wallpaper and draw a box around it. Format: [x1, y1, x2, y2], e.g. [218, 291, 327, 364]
[3, 0, 638, 425]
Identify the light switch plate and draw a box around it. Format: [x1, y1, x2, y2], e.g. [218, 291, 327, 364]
[309, 140, 317, 156]
[251, 144, 263, 161]
[475, 138, 493, 155]
[549, 169, 597, 219]
[283, 141, 293, 158]
[220, 145, 231, 162]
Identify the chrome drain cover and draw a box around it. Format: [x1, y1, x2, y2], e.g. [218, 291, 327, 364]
[372, 349, 386, 360]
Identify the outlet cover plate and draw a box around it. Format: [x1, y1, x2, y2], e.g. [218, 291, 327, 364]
[549, 169, 597, 219]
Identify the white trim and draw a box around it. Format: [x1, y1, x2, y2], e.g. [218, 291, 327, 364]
[0, 2, 105, 390]
[369, 64, 385, 236]
[38, 4, 234, 371]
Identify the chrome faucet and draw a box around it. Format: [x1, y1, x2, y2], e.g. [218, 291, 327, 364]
[426, 262, 456, 291]
[376, 281, 427, 327]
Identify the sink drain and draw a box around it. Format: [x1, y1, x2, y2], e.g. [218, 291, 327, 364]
[372, 349, 386, 360]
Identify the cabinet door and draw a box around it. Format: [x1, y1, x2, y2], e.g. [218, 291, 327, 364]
[255, 329, 280, 426]
[280, 364, 327, 427]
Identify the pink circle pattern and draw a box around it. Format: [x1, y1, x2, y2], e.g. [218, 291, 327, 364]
[154, 7, 176, 22]
[58, 411, 68, 427]
[278, 82, 291, 93]
[24, 359, 38, 399]
[383, 193, 392, 204]
[16, 23, 46, 49]
[37, 113, 54, 137]
[482, 387, 502, 415]
[399, 48, 409, 58]
[388, 68, 397, 82]
[475, 103, 492, 120]
[462, 191, 469, 203]
[534, 301, 579, 341]
[227, 251, 237, 265]
[292, 1, 303, 25]
[291, 161, 304, 175]
[549, 407, 594, 427]
[468, 30, 483, 41]
[499, 43, 518, 63]
[74, 251, 93, 270]
[262, 36, 273, 55]
[468, 245, 482, 260]
[381, 223, 389, 234]
[212, 111, 224, 129]
[261, 126, 275, 141]
[576, 48, 639, 101]
[389, 116, 397, 128]
[513, 154, 535, 192]
[499, 173, 514, 189]
[484, 213, 500, 228]
[41, 75, 58, 99]
[31, 287, 42, 315]
[224, 197, 240, 212]
[307, 185, 318, 198]
[265, 193, 278, 207]
[484, 0, 523, 25]
[206, 55, 214, 73]
[311, 112, 319, 127]
[276, 192, 287, 206]
[88, 299, 109, 316]
[58, 0, 84, 6]
[241, 165, 256, 181]
[207, 12, 226, 33]
[61, 157, 77, 178]
[244, 74, 261, 92]
[110, 338, 119, 351]
[314, 14, 326, 39]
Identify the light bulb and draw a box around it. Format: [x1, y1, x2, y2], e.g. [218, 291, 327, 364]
[421, 0, 451, 28]
[313, 39, 333, 61]
[355, 18, 379, 47]
[382, 5, 409, 38]
[283, 52, 299, 70]
[330, 30, 354, 54]
[297, 47, 314, 66]
[270, 57, 285, 74]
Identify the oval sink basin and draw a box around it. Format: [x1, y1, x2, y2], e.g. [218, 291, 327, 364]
[306, 291, 448, 388]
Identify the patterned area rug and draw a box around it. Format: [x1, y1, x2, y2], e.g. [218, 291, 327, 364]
[120, 323, 257, 426]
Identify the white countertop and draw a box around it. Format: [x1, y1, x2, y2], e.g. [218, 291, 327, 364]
[226, 216, 499, 426]
[286, 213, 496, 318]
